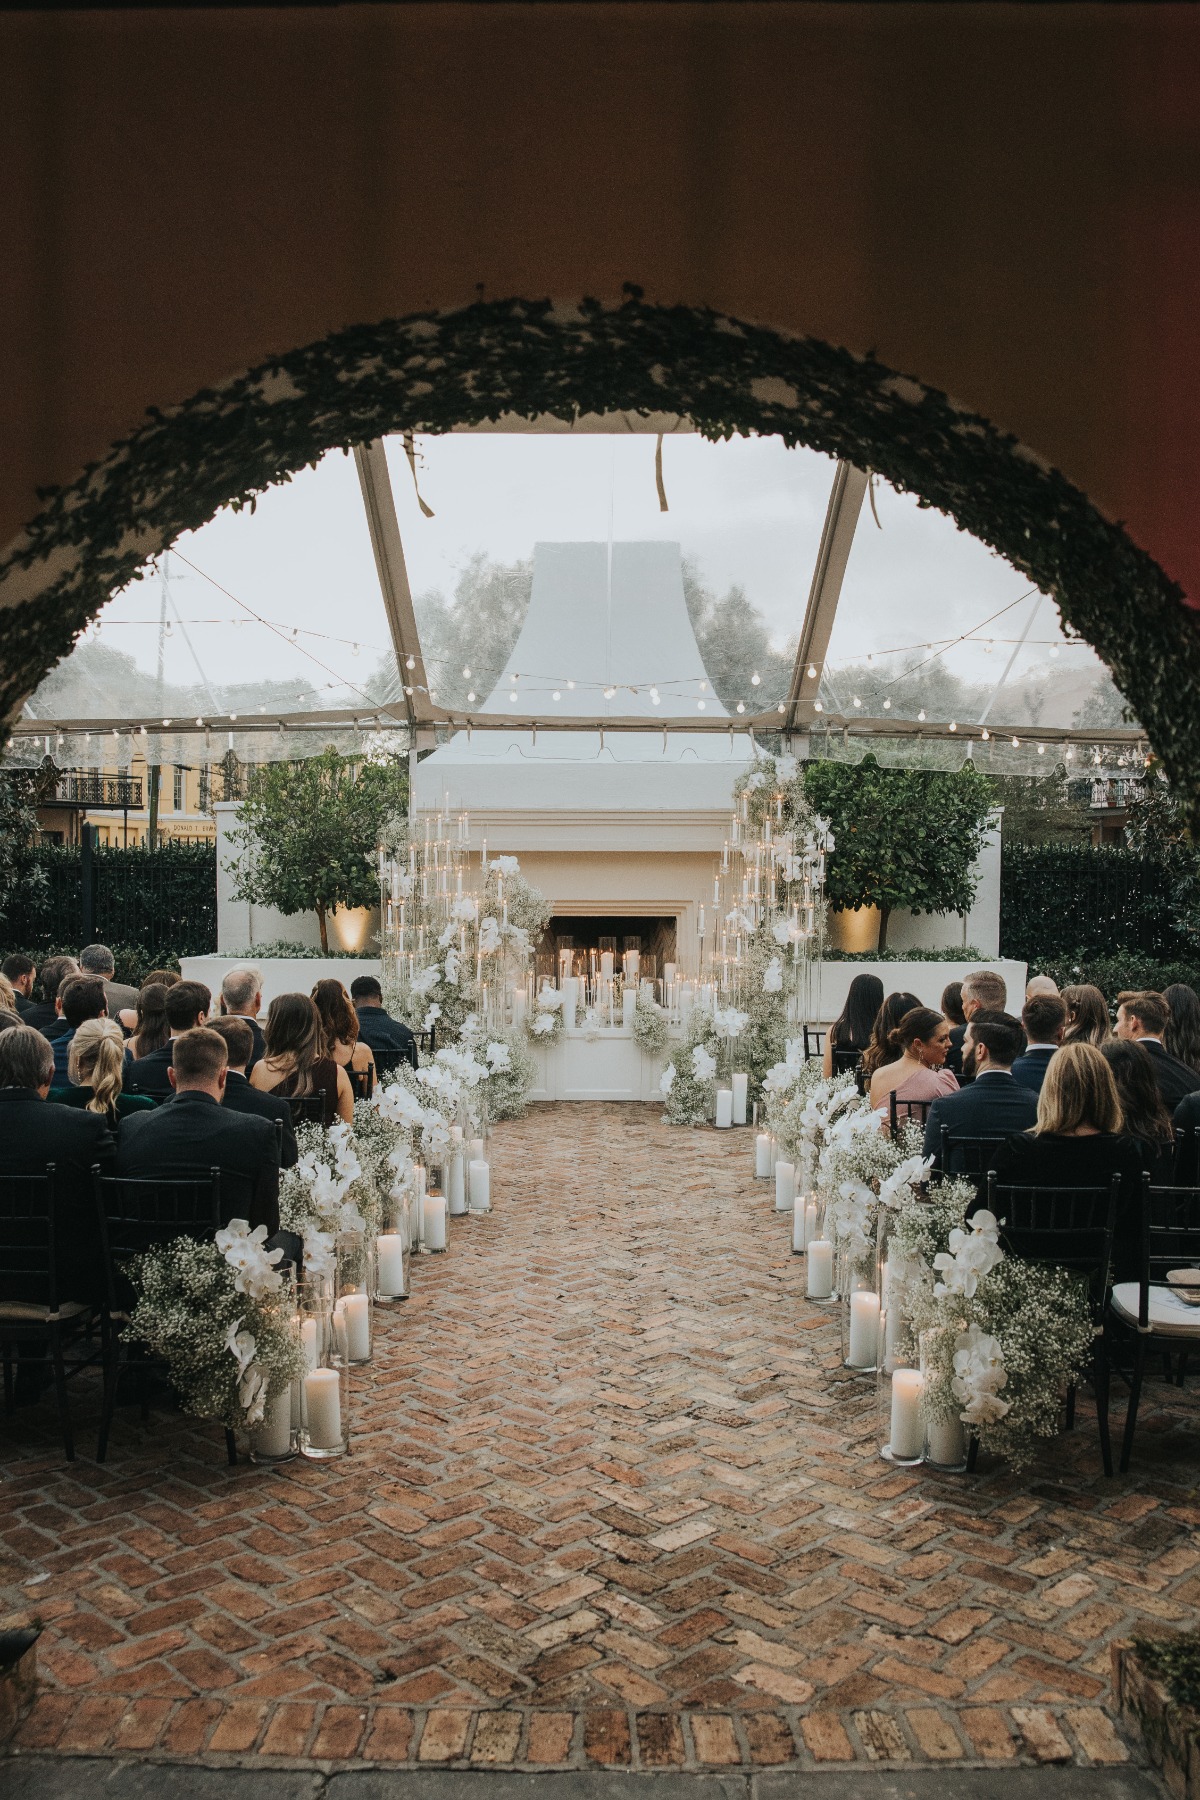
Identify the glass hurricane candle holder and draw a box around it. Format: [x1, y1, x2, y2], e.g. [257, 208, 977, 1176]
[920, 1328, 969, 1471]
[249, 1287, 300, 1466]
[334, 1232, 374, 1365]
[878, 1362, 925, 1467]
[298, 1290, 349, 1460]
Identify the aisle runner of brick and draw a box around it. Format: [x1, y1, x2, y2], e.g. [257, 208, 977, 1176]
[4, 1102, 1199, 1771]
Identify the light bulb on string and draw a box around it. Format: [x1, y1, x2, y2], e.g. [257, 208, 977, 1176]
[917, 710, 926, 722]
[814, 701, 824, 713]
[509, 691, 518, 703]
[949, 721, 957, 733]
[882, 699, 891, 710]
[806, 664, 817, 679]
[467, 691, 477, 703]
[1011, 736, 1020, 748]
[352, 643, 360, 657]
[736, 701, 746, 714]
[776, 702, 786, 714]
[750, 672, 761, 686]
[697, 700, 706, 711]
[406, 655, 415, 670]
[1049, 645, 1059, 658]
[852, 696, 861, 709]
[567, 679, 575, 690]
[552, 690, 561, 701]
[604, 687, 616, 700]
[699, 680, 707, 692]
[462, 666, 471, 678]
[1037, 743, 1046, 755]
[981, 728, 990, 741]
[651, 691, 661, 706]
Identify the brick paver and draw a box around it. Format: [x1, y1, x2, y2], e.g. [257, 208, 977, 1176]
[3, 1101, 1197, 1770]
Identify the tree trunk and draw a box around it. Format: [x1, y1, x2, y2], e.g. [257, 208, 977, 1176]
[317, 900, 329, 954]
[877, 905, 890, 953]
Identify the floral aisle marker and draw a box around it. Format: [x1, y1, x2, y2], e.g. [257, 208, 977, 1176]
[660, 1009, 721, 1126]
[527, 983, 566, 1043]
[632, 991, 669, 1060]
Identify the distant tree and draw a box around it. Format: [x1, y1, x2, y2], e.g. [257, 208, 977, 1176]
[682, 559, 792, 711]
[381, 555, 534, 712]
[0, 761, 51, 931]
[1074, 671, 1134, 729]
[990, 771, 1094, 846]
[227, 747, 406, 952]
[804, 754, 997, 950]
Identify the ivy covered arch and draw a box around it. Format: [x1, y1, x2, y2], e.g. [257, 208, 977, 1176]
[2, 292, 1196, 799]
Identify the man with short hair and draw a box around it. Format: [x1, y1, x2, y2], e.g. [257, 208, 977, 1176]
[1115, 990, 1200, 1108]
[1011, 992, 1068, 1094]
[1026, 973, 1060, 1001]
[1, 954, 37, 1016]
[22, 955, 79, 1038]
[0, 1026, 114, 1322]
[209, 1016, 297, 1166]
[923, 1011, 1038, 1172]
[961, 970, 1008, 1019]
[218, 967, 266, 1070]
[116, 1027, 280, 1232]
[51, 974, 110, 1083]
[79, 943, 140, 1018]
[350, 975, 418, 1067]
[127, 980, 211, 1097]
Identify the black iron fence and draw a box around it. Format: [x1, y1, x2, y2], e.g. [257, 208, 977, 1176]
[1000, 843, 1192, 963]
[3, 838, 217, 956]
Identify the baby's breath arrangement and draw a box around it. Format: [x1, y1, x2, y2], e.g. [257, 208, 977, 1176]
[632, 992, 669, 1059]
[816, 1099, 928, 1265]
[765, 1059, 858, 1179]
[127, 1224, 305, 1432]
[527, 984, 567, 1043]
[660, 1009, 720, 1126]
[479, 1027, 536, 1120]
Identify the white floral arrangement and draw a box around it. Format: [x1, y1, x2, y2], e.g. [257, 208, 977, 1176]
[816, 1099, 929, 1265]
[479, 1026, 537, 1120]
[765, 1062, 858, 1179]
[887, 1182, 1096, 1469]
[127, 1222, 306, 1432]
[527, 983, 567, 1043]
[632, 992, 669, 1059]
[661, 1010, 720, 1126]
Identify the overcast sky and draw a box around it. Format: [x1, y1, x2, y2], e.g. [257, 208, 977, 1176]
[59, 430, 1108, 719]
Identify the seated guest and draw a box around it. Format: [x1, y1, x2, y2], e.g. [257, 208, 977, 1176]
[1101, 1039, 1175, 1187]
[80, 943, 139, 1019]
[1062, 983, 1111, 1048]
[991, 1042, 1146, 1278]
[22, 955, 79, 1038]
[51, 974, 111, 1083]
[868, 1006, 958, 1118]
[127, 980, 211, 1097]
[923, 1011, 1038, 1170]
[0, 973, 17, 1014]
[126, 979, 173, 1060]
[1164, 982, 1200, 1076]
[954, 970, 1010, 1086]
[209, 1016, 297, 1167]
[822, 972, 884, 1077]
[0, 1025, 114, 1316]
[351, 976, 419, 1067]
[252, 992, 353, 1125]
[116, 1027, 280, 1233]
[941, 980, 967, 1077]
[117, 968, 179, 1036]
[861, 991, 921, 1083]
[1114, 990, 1200, 1108]
[1, 954, 37, 1017]
[0, 1006, 23, 1034]
[1025, 973, 1060, 1001]
[56, 1017, 156, 1126]
[1011, 991, 1067, 1093]
[312, 978, 376, 1090]
[217, 967, 266, 1070]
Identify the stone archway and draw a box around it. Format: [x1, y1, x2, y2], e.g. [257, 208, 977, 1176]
[2, 292, 1195, 798]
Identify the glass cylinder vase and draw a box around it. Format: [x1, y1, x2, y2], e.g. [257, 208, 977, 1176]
[920, 1327, 969, 1471]
[334, 1232, 374, 1365]
[298, 1288, 349, 1460]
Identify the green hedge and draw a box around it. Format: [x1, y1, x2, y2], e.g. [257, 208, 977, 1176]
[3, 943, 182, 987]
[1024, 951, 1200, 997]
[4, 842, 216, 959]
[1000, 843, 1193, 964]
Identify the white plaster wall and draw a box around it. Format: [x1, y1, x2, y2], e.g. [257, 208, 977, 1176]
[213, 802, 379, 955]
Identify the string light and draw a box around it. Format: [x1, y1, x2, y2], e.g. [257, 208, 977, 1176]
[567, 680, 575, 690]
[467, 691, 476, 702]
[552, 690, 561, 702]
[406, 655, 416, 670]
[776, 702, 786, 714]
[1037, 743, 1046, 755]
[814, 701, 824, 713]
[697, 700, 706, 711]
[509, 691, 518, 703]
[981, 728, 990, 741]
[806, 664, 817, 679]
[750, 672, 761, 686]
[462, 665, 471, 677]
[1011, 736, 1020, 747]
[949, 721, 957, 732]
[917, 710, 926, 722]
[736, 701, 746, 713]
[882, 698, 891, 710]
[852, 695, 862, 708]
[604, 687, 617, 700]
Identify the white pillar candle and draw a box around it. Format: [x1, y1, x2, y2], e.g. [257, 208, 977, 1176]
[252, 1380, 293, 1459]
[469, 1136, 485, 1163]
[731, 1072, 749, 1126]
[889, 1369, 925, 1462]
[337, 1294, 371, 1362]
[622, 987, 637, 1028]
[848, 1291, 881, 1369]
[563, 977, 579, 1027]
[926, 1413, 967, 1467]
[600, 950, 614, 978]
[423, 1192, 448, 1251]
[300, 1316, 320, 1372]
[715, 1087, 734, 1129]
[775, 1160, 795, 1212]
[376, 1234, 406, 1297]
[664, 962, 677, 984]
[303, 1368, 343, 1451]
[791, 1196, 807, 1254]
[469, 1159, 491, 1211]
[512, 990, 527, 1025]
[804, 1200, 819, 1251]
[755, 1132, 772, 1178]
[447, 1154, 467, 1215]
[807, 1237, 833, 1299]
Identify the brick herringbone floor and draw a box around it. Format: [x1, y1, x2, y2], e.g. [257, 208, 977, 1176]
[4, 1102, 1200, 1772]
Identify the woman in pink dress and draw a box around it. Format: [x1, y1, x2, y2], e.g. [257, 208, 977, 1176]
[868, 1005, 958, 1121]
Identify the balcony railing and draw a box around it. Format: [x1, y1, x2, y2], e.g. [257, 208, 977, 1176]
[1090, 777, 1144, 810]
[49, 774, 144, 808]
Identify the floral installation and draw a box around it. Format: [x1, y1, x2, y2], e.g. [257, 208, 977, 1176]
[527, 983, 567, 1043]
[127, 1223, 305, 1432]
[632, 991, 669, 1060]
[764, 1061, 858, 1181]
[889, 1180, 1096, 1469]
[815, 1099, 928, 1267]
[660, 1008, 720, 1126]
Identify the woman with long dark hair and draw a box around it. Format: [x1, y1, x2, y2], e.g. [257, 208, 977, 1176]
[1164, 983, 1200, 1074]
[861, 991, 922, 1081]
[1061, 984, 1110, 1049]
[868, 1005, 958, 1115]
[822, 973, 885, 1076]
[1101, 1038, 1175, 1185]
[127, 980, 174, 1060]
[251, 992, 353, 1125]
[118, 967, 180, 1036]
[311, 977, 376, 1093]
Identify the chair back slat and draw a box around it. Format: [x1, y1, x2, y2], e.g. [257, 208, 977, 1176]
[803, 1025, 826, 1061]
[831, 1047, 862, 1080]
[889, 1092, 933, 1138]
[373, 1046, 416, 1079]
[347, 1065, 374, 1102]
[289, 1092, 330, 1127]
[986, 1172, 1119, 1315]
[1143, 1181, 1200, 1297]
[0, 1167, 59, 1311]
[94, 1168, 223, 1310]
[940, 1127, 1008, 1182]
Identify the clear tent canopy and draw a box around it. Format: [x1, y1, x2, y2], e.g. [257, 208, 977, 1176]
[10, 419, 1144, 782]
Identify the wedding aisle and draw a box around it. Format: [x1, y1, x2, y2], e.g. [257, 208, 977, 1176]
[4, 1104, 1197, 1774]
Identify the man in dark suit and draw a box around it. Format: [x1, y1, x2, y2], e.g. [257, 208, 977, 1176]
[0, 1025, 115, 1316]
[50, 974, 111, 1084]
[217, 967, 266, 1072]
[1173, 1089, 1200, 1186]
[209, 1016, 297, 1167]
[117, 1026, 280, 1233]
[1116, 990, 1200, 1110]
[351, 975, 418, 1067]
[1, 954, 37, 1018]
[924, 1012, 1038, 1172]
[1011, 992, 1067, 1094]
[22, 955, 79, 1038]
[127, 980, 211, 1097]
[80, 943, 140, 1020]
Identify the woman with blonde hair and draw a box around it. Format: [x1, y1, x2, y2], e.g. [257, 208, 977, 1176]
[62, 1017, 155, 1125]
[251, 991, 353, 1125]
[1061, 984, 1111, 1049]
[311, 977, 376, 1096]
